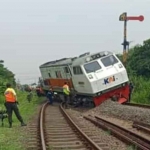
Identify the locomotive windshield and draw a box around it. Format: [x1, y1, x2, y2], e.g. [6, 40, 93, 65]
[84, 61, 101, 73]
[101, 55, 118, 67]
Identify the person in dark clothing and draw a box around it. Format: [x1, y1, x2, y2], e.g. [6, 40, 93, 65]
[4, 83, 27, 128]
[129, 82, 134, 102]
[46, 88, 54, 104]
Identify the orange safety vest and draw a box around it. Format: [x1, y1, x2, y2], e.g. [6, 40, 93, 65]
[4, 90, 16, 102]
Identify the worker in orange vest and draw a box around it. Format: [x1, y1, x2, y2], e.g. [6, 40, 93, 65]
[63, 82, 70, 108]
[4, 83, 27, 128]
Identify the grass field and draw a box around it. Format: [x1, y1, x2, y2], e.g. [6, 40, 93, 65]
[0, 90, 45, 150]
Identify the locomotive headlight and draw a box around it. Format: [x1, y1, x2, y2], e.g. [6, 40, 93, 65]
[118, 64, 123, 68]
[97, 92, 101, 96]
[85, 57, 91, 62]
[122, 83, 125, 86]
[104, 51, 108, 56]
[88, 74, 93, 79]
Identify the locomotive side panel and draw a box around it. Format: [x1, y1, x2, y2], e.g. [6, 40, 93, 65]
[40, 67, 50, 88]
[40, 65, 74, 92]
[71, 65, 93, 94]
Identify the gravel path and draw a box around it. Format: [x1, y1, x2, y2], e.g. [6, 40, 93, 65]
[83, 99, 150, 124]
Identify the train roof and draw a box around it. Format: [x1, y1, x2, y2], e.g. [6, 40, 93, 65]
[72, 51, 113, 66]
[39, 58, 73, 68]
[39, 51, 114, 68]
[39, 52, 90, 68]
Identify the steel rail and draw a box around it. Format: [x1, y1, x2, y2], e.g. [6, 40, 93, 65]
[123, 103, 150, 109]
[60, 103, 103, 150]
[133, 121, 150, 134]
[84, 115, 150, 150]
[39, 102, 49, 150]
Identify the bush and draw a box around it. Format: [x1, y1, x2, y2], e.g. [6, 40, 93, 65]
[130, 76, 150, 104]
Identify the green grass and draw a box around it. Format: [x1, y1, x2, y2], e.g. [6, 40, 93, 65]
[127, 145, 137, 150]
[105, 129, 111, 135]
[130, 76, 150, 104]
[0, 90, 45, 150]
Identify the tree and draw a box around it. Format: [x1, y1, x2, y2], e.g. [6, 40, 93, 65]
[0, 60, 16, 95]
[127, 39, 150, 77]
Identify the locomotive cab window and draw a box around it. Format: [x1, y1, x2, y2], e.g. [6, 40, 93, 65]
[55, 71, 62, 78]
[73, 66, 83, 75]
[64, 67, 69, 73]
[101, 55, 118, 67]
[84, 61, 101, 73]
[48, 73, 51, 77]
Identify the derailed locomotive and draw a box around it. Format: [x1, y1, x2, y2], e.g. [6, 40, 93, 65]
[39, 51, 130, 106]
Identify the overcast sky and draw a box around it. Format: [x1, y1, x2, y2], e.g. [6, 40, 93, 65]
[0, 0, 149, 84]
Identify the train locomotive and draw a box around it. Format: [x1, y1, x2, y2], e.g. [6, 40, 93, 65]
[39, 51, 130, 107]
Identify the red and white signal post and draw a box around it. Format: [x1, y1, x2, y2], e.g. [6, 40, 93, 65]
[119, 12, 144, 66]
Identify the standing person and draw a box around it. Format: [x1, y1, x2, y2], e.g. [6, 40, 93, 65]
[27, 90, 33, 103]
[129, 82, 134, 102]
[4, 83, 27, 128]
[46, 88, 54, 105]
[63, 82, 70, 108]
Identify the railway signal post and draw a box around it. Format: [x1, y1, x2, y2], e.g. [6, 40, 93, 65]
[119, 12, 144, 67]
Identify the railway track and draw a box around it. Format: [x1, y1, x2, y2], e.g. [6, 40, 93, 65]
[38, 102, 109, 150]
[27, 101, 150, 150]
[84, 115, 150, 150]
[133, 121, 150, 134]
[123, 102, 150, 109]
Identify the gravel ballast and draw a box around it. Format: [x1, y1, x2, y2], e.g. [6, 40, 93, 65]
[84, 99, 150, 124]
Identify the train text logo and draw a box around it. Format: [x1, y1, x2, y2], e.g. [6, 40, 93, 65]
[104, 76, 115, 84]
